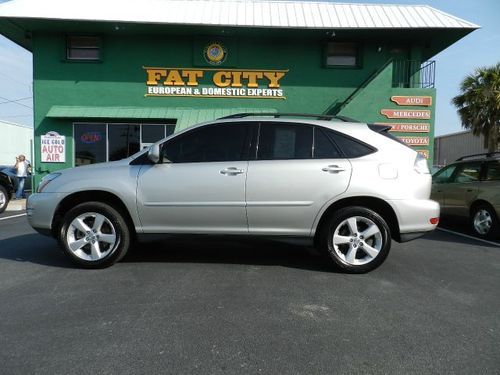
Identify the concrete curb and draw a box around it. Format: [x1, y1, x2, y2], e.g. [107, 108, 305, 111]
[6, 199, 26, 212]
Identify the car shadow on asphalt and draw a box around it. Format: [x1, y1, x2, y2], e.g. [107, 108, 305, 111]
[420, 228, 499, 248]
[0, 233, 336, 272]
[0, 233, 74, 269]
[124, 237, 336, 273]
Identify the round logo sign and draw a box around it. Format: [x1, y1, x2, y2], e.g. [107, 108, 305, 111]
[204, 42, 227, 65]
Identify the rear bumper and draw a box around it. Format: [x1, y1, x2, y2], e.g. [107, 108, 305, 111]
[399, 231, 428, 243]
[387, 198, 440, 242]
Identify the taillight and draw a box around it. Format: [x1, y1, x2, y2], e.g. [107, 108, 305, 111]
[430, 217, 439, 225]
[414, 153, 430, 174]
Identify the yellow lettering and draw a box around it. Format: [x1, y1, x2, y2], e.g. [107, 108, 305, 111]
[213, 71, 232, 87]
[231, 71, 243, 87]
[242, 72, 263, 88]
[164, 70, 185, 86]
[182, 70, 203, 86]
[146, 69, 166, 85]
[263, 72, 286, 88]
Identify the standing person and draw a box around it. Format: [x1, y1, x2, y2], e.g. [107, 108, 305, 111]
[14, 154, 30, 199]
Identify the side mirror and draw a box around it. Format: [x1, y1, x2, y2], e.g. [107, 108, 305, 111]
[148, 144, 161, 164]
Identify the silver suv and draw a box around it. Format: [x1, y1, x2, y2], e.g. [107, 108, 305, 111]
[27, 114, 439, 273]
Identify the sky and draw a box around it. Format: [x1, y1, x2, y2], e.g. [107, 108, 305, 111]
[0, 0, 498, 136]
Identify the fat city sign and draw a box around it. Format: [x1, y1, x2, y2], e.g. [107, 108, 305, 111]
[144, 67, 288, 99]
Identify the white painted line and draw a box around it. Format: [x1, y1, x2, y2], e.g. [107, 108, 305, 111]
[0, 213, 27, 221]
[437, 227, 500, 247]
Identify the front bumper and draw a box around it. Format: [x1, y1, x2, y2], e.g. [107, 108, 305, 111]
[27, 192, 67, 237]
[387, 198, 440, 242]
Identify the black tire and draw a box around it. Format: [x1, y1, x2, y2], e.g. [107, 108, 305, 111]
[319, 206, 391, 273]
[58, 202, 131, 268]
[470, 204, 499, 240]
[0, 185, 9, 214]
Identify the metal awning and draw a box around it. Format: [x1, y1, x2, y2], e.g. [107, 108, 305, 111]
[0, 0, 479, 29]
[46, 105, 276, 130]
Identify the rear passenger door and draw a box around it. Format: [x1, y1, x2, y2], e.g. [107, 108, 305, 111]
[245, 123, 353, 235]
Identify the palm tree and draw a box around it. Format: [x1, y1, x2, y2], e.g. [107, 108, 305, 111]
[452, 63, 500, 152]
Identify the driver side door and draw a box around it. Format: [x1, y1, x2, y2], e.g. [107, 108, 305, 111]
[136, 122, 254, 234]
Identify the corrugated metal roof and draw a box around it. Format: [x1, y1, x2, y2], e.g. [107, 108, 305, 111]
[46, 106, 276, 130]
[0, 0, 479, 29]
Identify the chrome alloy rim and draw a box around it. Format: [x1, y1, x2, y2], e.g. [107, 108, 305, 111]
[66, 212, 118, 261]
[332, 216, 383, 266]
[473, 209, 492, 235]
[0, 191, 6, 208]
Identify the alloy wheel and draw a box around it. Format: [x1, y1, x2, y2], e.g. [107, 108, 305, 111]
[332, 216, 383, 266]
[66, 212, 118, 261]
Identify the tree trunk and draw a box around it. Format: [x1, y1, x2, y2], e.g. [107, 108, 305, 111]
[487, 117, 498, 152]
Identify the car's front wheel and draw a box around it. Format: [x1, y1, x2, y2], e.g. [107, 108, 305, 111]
[471, 204, 499, 239]
[319, 206, 391, 273]
[0, 185, 9, 213]
[58, 202, 130, 268]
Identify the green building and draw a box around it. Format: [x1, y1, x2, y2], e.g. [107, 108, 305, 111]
[0, 0, 477, 186]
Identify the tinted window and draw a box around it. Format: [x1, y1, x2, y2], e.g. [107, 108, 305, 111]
[326, 42, 359, 67]
[452, 162, 482, 183]
[74, 123, 107, 166]
[485, 161, 500, 181]
[67, 36, 100, 60]
[164, 123, 249, 163]
[314, 127, 341, 159]
[323, 128, 374, 158]
[433, 164, 458, 184]
[258, 123, 312, 160]
[142, 125, 166, 144]
[108, 124, 140, 161]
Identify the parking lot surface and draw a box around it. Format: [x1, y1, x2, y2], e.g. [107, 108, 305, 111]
[1, 215, 499, 374]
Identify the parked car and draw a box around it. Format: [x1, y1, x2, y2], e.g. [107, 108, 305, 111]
[0, 165, 33, 194]
[431, 152, 500, 239]
[27, 114, 439, 272]
[0, 171, 15, 213]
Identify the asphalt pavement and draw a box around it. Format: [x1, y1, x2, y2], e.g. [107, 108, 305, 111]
[0, 215, 499, 374]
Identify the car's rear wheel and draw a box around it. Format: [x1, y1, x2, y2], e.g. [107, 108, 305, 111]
[471, 204, 499, 239]
[58, 202, 130, 268]
[0, 185, 9, 213]
[319, 206, 391, 273]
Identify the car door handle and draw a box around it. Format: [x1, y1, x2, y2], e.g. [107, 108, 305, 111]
[322, 165, 346, 173]
[220, 167, 245, 176]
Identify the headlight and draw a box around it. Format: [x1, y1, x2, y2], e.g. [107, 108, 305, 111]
[37, 173, 61, 193]
[414, 153, 430, 174]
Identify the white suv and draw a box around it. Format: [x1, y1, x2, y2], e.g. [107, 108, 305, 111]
[27, 114, 439, 272]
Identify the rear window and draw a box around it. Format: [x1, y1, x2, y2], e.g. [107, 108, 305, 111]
[322, 128, 375, 158]
[368, 124, 411, 149]
[313, 127, 342, 159]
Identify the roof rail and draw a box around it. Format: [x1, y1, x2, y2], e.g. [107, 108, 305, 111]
[218, 113, 359, 122]
[455, 151, 500, 161]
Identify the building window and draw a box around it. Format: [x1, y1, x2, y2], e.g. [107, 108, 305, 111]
[74, 123, 107, 166]
[326, 42, 359, 67]
[67, 36, 101, 60]
[74, 122, 176, 166]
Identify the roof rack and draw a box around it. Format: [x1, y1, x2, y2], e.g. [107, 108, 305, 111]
[218, 113, 359, 123]
[455, 152, 500, 161]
